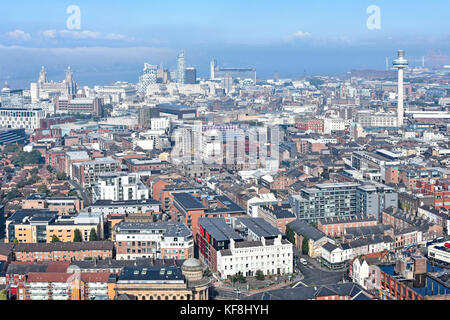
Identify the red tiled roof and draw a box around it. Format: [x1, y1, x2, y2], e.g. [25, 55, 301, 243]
[27, 272, 70, 283]
[81, 273, 111, 283]
[27, 272, 111, 283]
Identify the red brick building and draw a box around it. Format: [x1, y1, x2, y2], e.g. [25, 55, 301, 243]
[13, 241, 114, 262]
[318, 217, 378, 237]
[295, 119, 324, 133]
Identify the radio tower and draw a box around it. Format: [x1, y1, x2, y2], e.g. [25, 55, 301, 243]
[393, 50, 408, 127]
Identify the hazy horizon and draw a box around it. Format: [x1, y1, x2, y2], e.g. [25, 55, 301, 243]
[1, 0, 449, 88]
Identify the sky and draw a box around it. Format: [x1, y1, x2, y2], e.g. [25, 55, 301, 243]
[1, 0, 450, 88]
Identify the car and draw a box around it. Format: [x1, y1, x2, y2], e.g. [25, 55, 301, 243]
[300, 258, 307, 265]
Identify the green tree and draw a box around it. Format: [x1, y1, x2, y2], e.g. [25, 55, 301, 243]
[89, 228, 98, 241]
[3, 144, 22, 153]
[0, 289, 7, 300]
[3, 167, 13, 174]
[13, 238, 19, 244]
[56, 171, 67, 181]
[68, 190, 79, 197]
[286, 226, 296, 245]
[46, 165, 53, 173]
[12, 150, 43, 168]
[51, 235, 60, 243]
[37, 184, 50, 195]
[73, 229, 83, 242]
[6, 188, 20, 201]
[203, 268, 212, 277]
[302, 237, 309, 255]
[256, 270, 265, 281]
[232, 273, 246, 284]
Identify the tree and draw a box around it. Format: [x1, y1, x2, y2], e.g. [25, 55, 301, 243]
[232, 273, 246, 284]
[68, 190, 79, 197]
[302, 237, 309, 255]
[56, 172, 67, 181]
[3, 144, 22, 153]
[73, 229, 83, 242]
[51, 235, 60, 243]
[37, 184, 50, 195]
[256, 270, 265, 281]
[3, 167, 13, 174]
[0, 290, 7, 300]
[203, 268, 212, 277]
[89, 228, 98, 241]
[46, 165, 53, 173]
[12, 150, 43, 168]
[13, 238, 19, 244]
[6, 188, 20, 201]
[285, 226, 296, 245]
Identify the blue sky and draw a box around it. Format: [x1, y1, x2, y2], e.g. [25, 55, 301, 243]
[1, 1, 449, 87]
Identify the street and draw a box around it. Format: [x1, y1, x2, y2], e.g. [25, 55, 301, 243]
[69, 179, 92, 206]
[292, 254, 348, 287]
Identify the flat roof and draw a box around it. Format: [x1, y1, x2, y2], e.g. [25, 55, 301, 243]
[198, 218, 243, 242]
[117, 222, 191, 238]
[92, 199, 160, 207]
[173, 193, 206, 211]
[118, 266, 184, 284]
[237, 217, 282, 239]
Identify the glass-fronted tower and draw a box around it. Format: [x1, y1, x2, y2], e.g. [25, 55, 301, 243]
[177, 50, 186, 84]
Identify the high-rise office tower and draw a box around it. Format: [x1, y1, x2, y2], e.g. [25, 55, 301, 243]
[222, 75, 233, 94]
[157, 67, 170, 84]
[185, 67, 197, 84]
[177, 50, 186, 84]
[210, 60, 217, 80]
[393, 50, 408, 127]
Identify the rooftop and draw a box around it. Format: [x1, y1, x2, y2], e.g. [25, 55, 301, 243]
[116, 222, 192, 238]
[173, 193, 206, 211]
[118, 266, 184, 284]
[198, 218, 243, 242]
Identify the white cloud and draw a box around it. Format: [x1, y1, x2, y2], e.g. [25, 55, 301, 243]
[292, 30, 312, 39]
[6, 30, 31, 41]
[106, 33, 126, 40]
[59, 30, 101, 39]
[40, 30, 58, 39]
[40, 29, 101, 40]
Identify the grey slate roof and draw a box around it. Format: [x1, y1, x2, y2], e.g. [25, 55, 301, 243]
[287, 220, 327, 241]
[243, 283, 371, 300]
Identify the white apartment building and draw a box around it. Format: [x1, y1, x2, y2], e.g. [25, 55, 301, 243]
[0, 107, 45, 131]
[355, 111, 398, 128]
[115, 222, 194, 260]
[150, 117, 171, 131]
[324, 118, 347, 134]
[89, 199, 161, 217]
[92, 172, 149, 202]
[217, 235, 293, 279]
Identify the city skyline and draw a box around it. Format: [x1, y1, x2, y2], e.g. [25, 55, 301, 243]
[1, 1, 450, 87]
